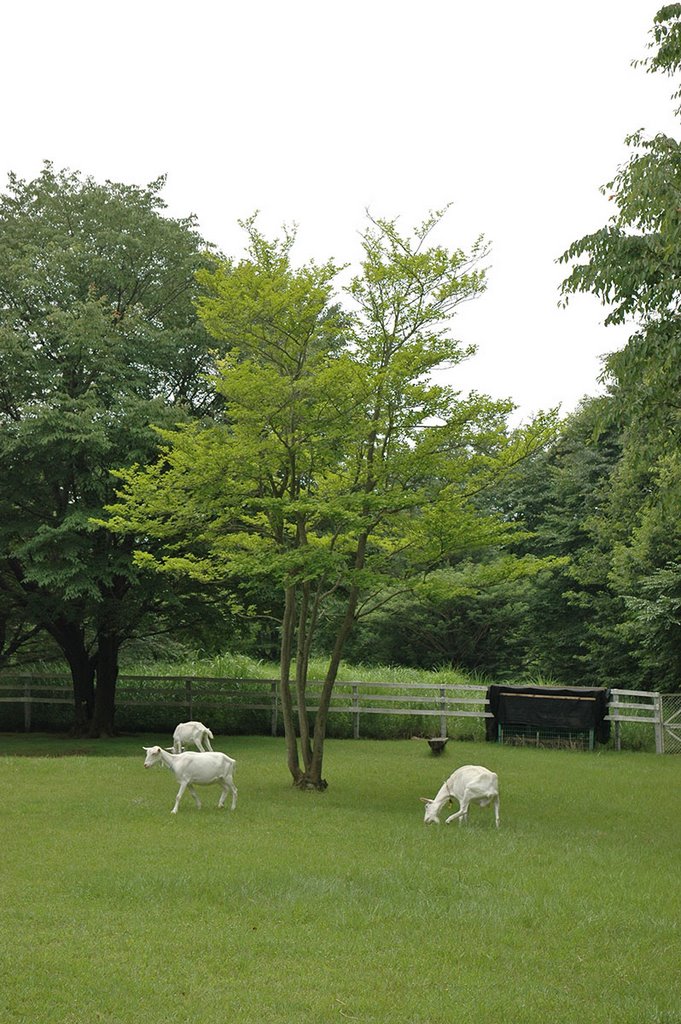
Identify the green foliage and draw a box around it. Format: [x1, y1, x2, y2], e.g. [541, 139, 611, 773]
[110, 210, 557, 606]
[560, 9, 681, 428]
[106, 210, 558, 781]
[0, 163, 227, 731]
[555, 10, 681, 690]
[637, 4, 681, 108]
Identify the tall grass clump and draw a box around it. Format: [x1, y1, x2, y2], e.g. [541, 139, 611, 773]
[2, 733, 680, 1024]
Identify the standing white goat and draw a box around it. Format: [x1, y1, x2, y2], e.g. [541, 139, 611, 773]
[143, 746, 237, 814]
[172, 720, 214, 753]
[421, 764, 500, 827]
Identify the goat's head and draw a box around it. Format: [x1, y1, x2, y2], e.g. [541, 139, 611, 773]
[420, 796, 441, 824]
[142, 745, 163, 768]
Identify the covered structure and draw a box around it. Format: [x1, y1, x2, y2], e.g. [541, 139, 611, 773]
[485, 684, 611, 749]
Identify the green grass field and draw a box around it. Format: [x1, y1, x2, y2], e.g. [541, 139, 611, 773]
[1, 733, 680, 1024]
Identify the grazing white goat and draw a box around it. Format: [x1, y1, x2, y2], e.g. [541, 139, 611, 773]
[421, 764, 500, 827]
[172, 720, 214, 753]
[143, 746, 237, 814]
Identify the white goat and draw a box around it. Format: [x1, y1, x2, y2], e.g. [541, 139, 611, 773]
[172, 720, 214, 753]
[143, 745, 237, 814]
[421, 764, 500, 827]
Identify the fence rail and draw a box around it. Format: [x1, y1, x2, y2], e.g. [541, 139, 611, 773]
[0, 675, 675, 752]
[606, 688, 665, 754]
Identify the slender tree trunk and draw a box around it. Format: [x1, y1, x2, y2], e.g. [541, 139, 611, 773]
[305, 584, 360, 788]
[305, 536, 367, 788]
[280, 585, 303, 784]
[296, 583, 313, 770]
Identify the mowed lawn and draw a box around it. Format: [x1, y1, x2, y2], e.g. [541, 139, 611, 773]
[1, 733, 680, 1024]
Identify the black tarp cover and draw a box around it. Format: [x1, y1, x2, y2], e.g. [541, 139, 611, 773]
[486, 684, 611, 743]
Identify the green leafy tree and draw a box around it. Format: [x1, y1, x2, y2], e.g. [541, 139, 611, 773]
[107, 211, 556, 786]
[560, 5, 681, 420]
[559, 6, 681, 689]
[514, 400, 628, 685]
[0, 163, 220, 733]
[345, 393, 612, 683]
[561, 7, 681, 431]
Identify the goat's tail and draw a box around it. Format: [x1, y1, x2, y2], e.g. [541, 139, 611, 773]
[206, 728, 214, 740]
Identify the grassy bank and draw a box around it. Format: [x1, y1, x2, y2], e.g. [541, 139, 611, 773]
[1, 733, 679, 1023]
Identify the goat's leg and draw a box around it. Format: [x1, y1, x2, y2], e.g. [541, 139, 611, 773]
[493, 795, 500, 828]
[445, 799, 469, 825]
[218, 778, 238, 810]
[204, 736, 214, 751]
[172, 781, 188, 814]
[187, 784, 202, 809]
[195, 738, 205, 752]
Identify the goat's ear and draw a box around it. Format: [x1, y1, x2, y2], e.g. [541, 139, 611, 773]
[142, 746, 149, 751]
[419, 797, 431, 804]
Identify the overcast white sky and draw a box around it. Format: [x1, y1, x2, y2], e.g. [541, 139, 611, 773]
[2, 1, 676, 421]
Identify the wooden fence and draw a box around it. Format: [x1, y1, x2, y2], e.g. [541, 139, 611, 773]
[607, 688, 665, 754]
[0, 675, 491, 739]
[0, 675, 671, 751]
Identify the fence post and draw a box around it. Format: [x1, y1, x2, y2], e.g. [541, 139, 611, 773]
[655, 692, 664, 754]
[185, 679, 192, 721]
[352, 685, 360, 739]
[24, 678, 31, 732]
[270, 681, 278, 737]
[439, 686, 447, 738]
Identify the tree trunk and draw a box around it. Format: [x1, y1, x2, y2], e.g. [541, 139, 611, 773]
[304, 531, 367, 789]
[303, 583, 360, 789]
[280, 586, 303, 784]
[296, 583, 313, 770]
[46, 617, 95, 734]
[89, 631, 119, 737]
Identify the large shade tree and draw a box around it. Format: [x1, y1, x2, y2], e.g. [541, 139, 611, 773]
[0, 163, 222, 733]
[107, 211, 556, 786]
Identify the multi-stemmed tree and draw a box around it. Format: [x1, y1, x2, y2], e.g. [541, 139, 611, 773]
[107, 211, 556, 785]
